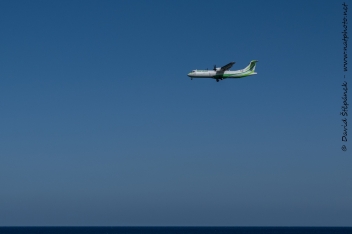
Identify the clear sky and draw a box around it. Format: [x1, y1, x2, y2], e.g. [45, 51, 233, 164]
[0, 0, 351, 226]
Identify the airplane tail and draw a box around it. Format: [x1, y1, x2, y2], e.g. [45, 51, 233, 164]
[243, 60, 258, 73]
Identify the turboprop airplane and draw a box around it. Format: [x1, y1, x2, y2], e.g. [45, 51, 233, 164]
[187, 60, 258, 82]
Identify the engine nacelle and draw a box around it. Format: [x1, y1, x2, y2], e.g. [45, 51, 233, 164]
[213, 65, 221, 71]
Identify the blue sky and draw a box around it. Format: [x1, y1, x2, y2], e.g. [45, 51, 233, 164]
[0, 0, 351, 226]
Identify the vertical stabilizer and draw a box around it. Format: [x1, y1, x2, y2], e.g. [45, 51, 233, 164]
[243, 60, 258, 72]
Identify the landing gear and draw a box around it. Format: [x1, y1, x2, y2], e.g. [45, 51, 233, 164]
[215, 77, 223, 82]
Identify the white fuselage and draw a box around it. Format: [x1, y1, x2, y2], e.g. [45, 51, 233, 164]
[187, 60, 258, 82]
[188, 69, 257, 79]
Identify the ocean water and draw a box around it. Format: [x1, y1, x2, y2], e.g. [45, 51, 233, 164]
[0, 227, 351, 234]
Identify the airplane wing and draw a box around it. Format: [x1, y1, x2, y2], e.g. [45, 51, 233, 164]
[220, 62, 235, 71]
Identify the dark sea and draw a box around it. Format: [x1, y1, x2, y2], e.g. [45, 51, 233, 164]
[0, 227, 351, 234]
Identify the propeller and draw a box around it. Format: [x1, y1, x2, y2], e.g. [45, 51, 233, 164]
[213, 65, 216, 71]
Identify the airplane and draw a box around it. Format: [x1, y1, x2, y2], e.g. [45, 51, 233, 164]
[187, 60, 258, 82]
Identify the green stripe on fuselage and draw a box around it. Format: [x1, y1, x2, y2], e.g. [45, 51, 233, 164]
[213, 70, 255, 79]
